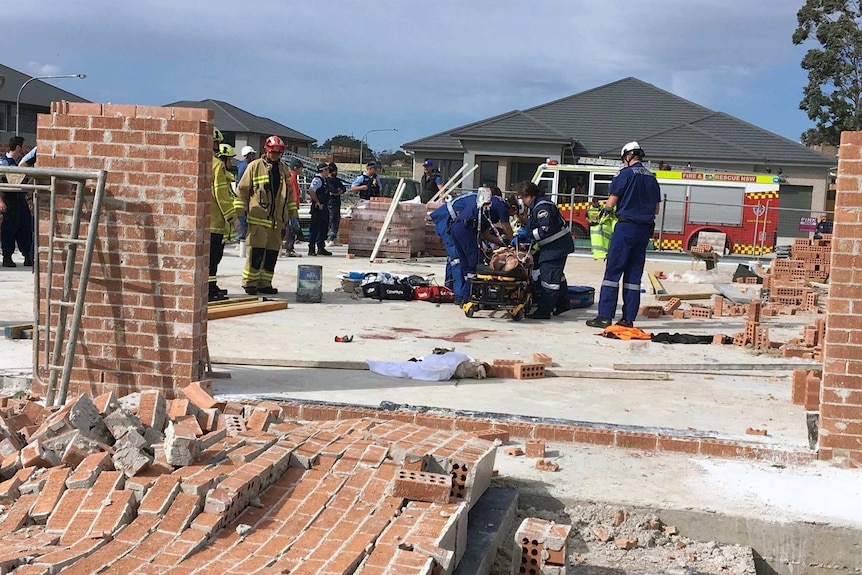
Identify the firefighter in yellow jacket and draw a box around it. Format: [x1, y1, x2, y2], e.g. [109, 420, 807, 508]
[210, 137, 237, 302]
[587, 198, 616, 260]
[235, 135, 298, 295]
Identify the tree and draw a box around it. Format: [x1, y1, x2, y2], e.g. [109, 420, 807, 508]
[320, 134, 375, 160]
[377, 149, 411, 166]
[794, 1, 862, 145]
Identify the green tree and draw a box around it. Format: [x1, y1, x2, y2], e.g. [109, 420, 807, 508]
[321, 134, 375, 160]
[794, 0, 862, 145]
[377, 149, 411, 165]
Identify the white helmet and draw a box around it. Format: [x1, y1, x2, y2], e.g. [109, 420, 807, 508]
[240, 145, 257, 157]
[621, 141, 644, 159]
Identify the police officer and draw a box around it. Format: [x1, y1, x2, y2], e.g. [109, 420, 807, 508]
[0, 137, 32, 268]
[420, 160, 444, 203]
[514, 181, 575, 319]
[326, 162, 346, 245]
[429, 190, 479, 304]
[307, 163, 332, 256]
[450, 191, 514, 304]
[587, 142, 661, 328]
[351, 162, 381, 199]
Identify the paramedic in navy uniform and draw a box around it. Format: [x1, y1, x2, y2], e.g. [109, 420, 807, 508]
[586, 142, 661, 329]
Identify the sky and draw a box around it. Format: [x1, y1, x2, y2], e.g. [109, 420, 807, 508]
[2, 0, 816, 153]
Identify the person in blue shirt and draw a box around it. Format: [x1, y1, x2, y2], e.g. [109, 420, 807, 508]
[514, 181, 575, 319]
[429, 190, 478, 304]
[449, 192, 515, 304]
[587, 142, 662, 328]
[351, 162, 381, 199]
[307, 163, 332, 256]
[0, 137, 32, 268]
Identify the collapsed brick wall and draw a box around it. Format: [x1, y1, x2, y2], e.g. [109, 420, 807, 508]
[34, 102, 213, 398]
[821, 131, 862, 468]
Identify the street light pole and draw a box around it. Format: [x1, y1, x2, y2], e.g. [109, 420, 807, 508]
[16, 74, 87, 136]
[359, 128, 397, 167]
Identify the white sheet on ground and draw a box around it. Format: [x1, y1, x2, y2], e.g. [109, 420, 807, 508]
[367, 352, 472, 381]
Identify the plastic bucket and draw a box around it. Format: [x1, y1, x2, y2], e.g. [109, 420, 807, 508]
[568, 285, 595, 309]
[296, 265, 323, 303]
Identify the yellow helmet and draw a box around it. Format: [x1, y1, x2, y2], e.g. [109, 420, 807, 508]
[213, 127, 224, 144]
[217, 143, 235, 158]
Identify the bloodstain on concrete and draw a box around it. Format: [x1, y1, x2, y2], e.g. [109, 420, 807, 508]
[419, 329, 493, 343]
[360, 334, 398, 340]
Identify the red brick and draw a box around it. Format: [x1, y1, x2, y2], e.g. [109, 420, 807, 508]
[615, 432, 658, 451]
[573, 427, 615, 446]
[657, 436, 700, 454]
[392, 469, 452, 504]
[525, 439, 546, 458]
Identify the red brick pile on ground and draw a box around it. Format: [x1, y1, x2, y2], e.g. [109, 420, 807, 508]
[0, 387, 497, 574]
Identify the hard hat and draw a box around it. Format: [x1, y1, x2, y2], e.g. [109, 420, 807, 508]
[240, 145, 257, 157]
[620, 141, 645, 159]
[213, 128, 224, 144]
[265, 135, 285, 153]
[217, 143, 235, 158]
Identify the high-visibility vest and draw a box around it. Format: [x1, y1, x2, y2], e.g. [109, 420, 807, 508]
[603, 325, 652, 340]
[590, 213, 616, 260]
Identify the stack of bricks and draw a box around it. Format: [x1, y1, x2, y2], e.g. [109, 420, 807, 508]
[792, 369, 823, 412]
[690, 244, 713, 254]
[511, 517, 571, 575]
[782, 318, 826, 360]
[348, 199, 427, 258]
[0, 388, 501, 573]
[35, 102, 213, 398]
[489, 357, 547, 380]
[730, 301, 771, 351]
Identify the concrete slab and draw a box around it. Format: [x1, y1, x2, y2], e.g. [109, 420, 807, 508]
[453, 487, 518, 575]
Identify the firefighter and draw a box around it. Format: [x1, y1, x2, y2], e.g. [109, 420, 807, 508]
[514, 181, 575, 319]
[587, 142, 662, 328]
[307, 163, 332, 256]
[420, 160, 444, 203]
[450, 191, 514, 304]
[236, 135, 299, 295]
[587, 198, 616, 260]
[209, 143, 238, 301]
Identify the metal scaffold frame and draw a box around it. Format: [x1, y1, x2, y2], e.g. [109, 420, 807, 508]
[0, 165, 107, 406]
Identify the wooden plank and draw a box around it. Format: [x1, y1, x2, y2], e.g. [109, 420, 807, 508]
[4, 324, 33, 340]
[207, 300, 287, 320]
[369, 179, 405, 263]
[653, 292, 714, 301]
[546, 369, 668, 381]
[211, 357, 369, 371]
[647, 273, 666, 295]
[614, 362, 822, 373]
[207, 296, 260, 308]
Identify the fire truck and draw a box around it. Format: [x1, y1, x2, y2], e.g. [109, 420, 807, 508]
[531, 159, 782, 255]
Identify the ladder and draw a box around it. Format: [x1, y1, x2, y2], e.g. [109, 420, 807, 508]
[0, 165, 107, 406]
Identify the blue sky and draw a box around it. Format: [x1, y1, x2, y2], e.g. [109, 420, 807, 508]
[4, 0, 814, 153]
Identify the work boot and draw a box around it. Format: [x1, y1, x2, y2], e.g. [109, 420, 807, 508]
[586, 316, 612, 328]
[616, 320, 634, 328]
[208, 291, 228, 302]
[258, 286, 278, 295]
[318, 249, 333, 256]
[288, 251, 301, 258]
[244, 286, 258, 296]
[2, 256, 15, 268]
[308, 251, 317, 257]
[553, 300, 571, 316]
[213, 284, 228, 296]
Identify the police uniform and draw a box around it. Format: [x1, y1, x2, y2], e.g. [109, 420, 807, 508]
[0, 153, 33, 266]
[308, 171, 330, 255]
[450, 195, 510, 303]
[429, 192, 477, 302]
[596, 161, 661, 323]
[236, 156, 297, 293]
[526, 197, 575, 317]
[327, 173, 346, 241]
[420, 171, 443, 203]
[353, 172, 381, 200]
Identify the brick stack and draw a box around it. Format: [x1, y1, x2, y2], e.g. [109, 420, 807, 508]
[424, 202, 449, 258]
[792, 369, 823, 412]
[730, 301, 771, 351]
[511, 517, 571, 575]
[820, 131, 862, 467]
[348, 199, 427, 258]
[781, 318, 826, 360]
[35, 102, 213, 398]
[0, 388, 499, 573]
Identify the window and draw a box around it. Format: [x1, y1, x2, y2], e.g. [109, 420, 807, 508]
[0, 105, 6, 132]
[509, 161, 542, 189]
[591, 174, 614, 199]
[480, 161, 499, 187]
[558, 170, 589, 202]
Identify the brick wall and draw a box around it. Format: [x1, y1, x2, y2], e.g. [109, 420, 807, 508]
[821, 131, 862, 468]
[35, 102, 213, 398]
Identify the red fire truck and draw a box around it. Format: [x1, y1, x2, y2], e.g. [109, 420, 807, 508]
[531, 159, 782, 255]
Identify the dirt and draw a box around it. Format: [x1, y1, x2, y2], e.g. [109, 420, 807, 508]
[491, 503, 756, 575]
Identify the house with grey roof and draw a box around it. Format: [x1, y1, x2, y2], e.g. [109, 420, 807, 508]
[404, 78, 835, 215]
[0, 63, 89, 147]
[167, 99, 315, 156]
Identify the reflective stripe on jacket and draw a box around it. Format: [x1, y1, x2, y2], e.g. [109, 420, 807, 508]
[236, 157, 298, 230]
[212, 154, 237, 234]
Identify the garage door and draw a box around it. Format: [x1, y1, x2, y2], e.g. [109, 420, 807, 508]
[776, 185, 814, 239]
